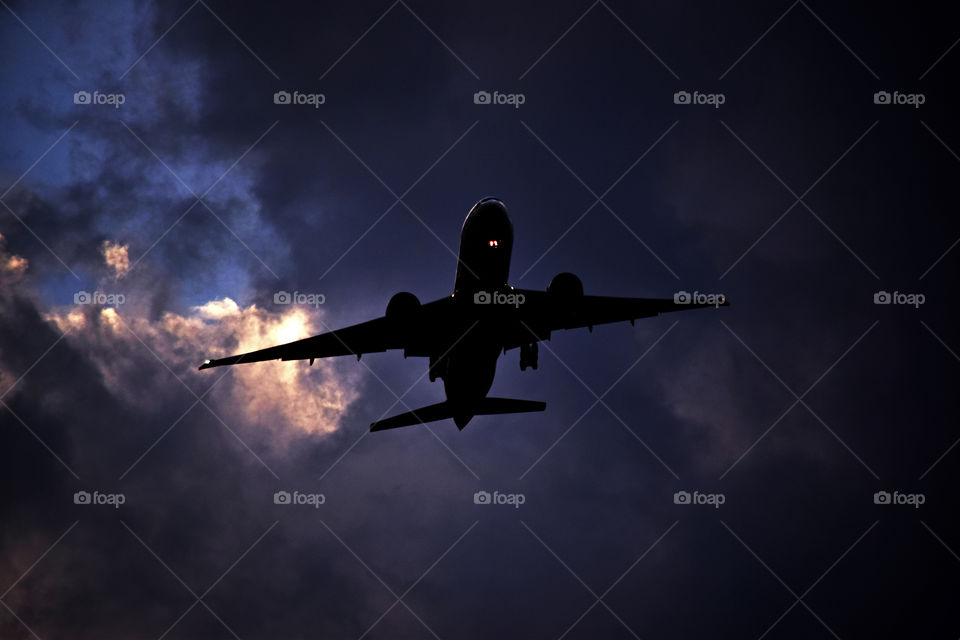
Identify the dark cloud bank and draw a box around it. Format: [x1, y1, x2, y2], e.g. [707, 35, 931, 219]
[1, 1, 959, 638]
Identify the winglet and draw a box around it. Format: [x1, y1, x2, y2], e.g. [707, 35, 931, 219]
[199, 357, 239, 370]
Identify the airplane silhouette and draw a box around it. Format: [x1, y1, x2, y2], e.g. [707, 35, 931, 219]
[200, 197, 728, 430]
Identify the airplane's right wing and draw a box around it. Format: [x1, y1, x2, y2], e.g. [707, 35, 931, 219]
[199, 297, 454, 370]
[199, 316, 393, 369]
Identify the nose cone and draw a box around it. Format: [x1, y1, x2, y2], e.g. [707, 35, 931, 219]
[456, 196, 514, 292]
[464, 197, 510, 231]
[469, 196, 507, 214]
[473, 196, 505, 208]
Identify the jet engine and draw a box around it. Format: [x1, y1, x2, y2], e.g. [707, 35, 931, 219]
[547, 272, 583, 298]
[386, 291, 421, 322]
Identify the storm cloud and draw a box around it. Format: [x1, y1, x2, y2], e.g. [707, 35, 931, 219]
[2, 1, 959, 638]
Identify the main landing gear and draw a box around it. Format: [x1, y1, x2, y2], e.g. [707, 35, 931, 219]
[519, 342, 538, 371]
[429, 354, 444, 382]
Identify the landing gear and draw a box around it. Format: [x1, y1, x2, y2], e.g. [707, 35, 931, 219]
[519, 342, 538, 371]
[429, 354, 445, 382]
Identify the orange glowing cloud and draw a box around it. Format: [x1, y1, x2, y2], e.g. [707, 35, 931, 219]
[0, 236, 28, 397]
[44, 297, 362, 440]
[0, 234, 28, 284]
[101, 240, 130, 278]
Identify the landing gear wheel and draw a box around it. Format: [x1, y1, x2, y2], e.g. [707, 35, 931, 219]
[429, 355, 444, 382]
[519, 342, 538, 371]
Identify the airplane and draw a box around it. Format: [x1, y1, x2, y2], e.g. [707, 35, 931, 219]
[199, 197, 728, 431]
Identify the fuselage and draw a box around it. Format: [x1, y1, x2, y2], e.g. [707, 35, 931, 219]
[443, 197, 514, 427]
[454, 197, 514, 295]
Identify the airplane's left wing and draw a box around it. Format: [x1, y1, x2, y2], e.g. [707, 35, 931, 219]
[503, 288, 727, 350]
[540, 292, 726, 330]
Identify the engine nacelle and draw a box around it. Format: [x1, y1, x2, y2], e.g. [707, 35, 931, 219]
[386, 291, 421, 321]
[547, 272, 583, 298]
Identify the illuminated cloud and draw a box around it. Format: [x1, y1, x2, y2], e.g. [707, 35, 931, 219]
[0, 363, 14, 400]
[0, 236, 28, 397]
[44, 297, 361, 440]
[186, 298, 362, 438]
[0, 234, 28, 283]
[101, 240, 130, 278]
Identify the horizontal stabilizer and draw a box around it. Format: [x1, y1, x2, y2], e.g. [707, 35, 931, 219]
[370, 397, 546, 432]
[472, 397, 547, 416]
[370, 401, 455, 431]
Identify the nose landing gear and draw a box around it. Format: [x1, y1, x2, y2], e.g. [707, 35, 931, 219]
[519, 342, 538, 371]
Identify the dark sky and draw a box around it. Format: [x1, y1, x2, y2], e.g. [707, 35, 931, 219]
[1, 1, 959, 638]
